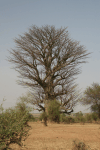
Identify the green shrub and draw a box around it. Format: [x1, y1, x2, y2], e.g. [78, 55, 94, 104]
[80, 116, 86, 124]
[73, 112, 84, 123]
[0, 104, 31, 150]
[91, 112, 98, 122]
[74, 112, 84, 123]
[27, 113, 36, 121]
[74, 117, 79, 123]
[48, 100, 60, 123]
[60, 113, 67, 122]
[65, 116, 75, 124]
[75, 116, 86, 124]
[75, 112, 83, 118]
[85, 114, 93, 123]
[70, 117, 75, 123]
[60, 114, 75, 124]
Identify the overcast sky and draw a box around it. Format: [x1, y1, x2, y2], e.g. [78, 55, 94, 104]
[0, 0, 100, 113]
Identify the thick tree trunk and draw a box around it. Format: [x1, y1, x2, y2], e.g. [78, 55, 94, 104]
[43, 100, 50, 126]
[43, 116, 48, 126]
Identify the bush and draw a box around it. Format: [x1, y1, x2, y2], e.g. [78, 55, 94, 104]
[75, 112, 83, 117]
[27, 113, 36, 122]
[0, 103, 31, 149]
[74, 112, 86, 123]
[85, 114, 93, 123]
[91, 112, 98, 122]
[60, 114, 75, 124]
[48, 100, 60, 123]
[74, 112, 84, 123]
[60, 113, 67, 122]
[75, 116, 86, 124]
[16, 98, 36, 122]
[65, 116, 75, 124]
[80, 116, 86, 124]
[72, 139, 90, 150]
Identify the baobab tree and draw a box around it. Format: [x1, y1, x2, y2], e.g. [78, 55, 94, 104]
[8, 25, 90, 116]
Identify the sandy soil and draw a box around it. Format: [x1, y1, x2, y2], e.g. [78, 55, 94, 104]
[9, 121, 100, 150]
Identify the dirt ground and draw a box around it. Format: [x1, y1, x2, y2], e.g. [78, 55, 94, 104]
[10, 121, 100, 150]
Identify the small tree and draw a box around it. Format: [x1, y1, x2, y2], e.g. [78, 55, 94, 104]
[15, 98, 35, 123]
[80, 83, 100, 119]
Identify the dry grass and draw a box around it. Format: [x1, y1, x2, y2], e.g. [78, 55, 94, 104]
[9, 121, 100, 150]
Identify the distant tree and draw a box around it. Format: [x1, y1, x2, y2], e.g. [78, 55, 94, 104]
[91, 104, 99, 113]
[8, 25, 89, 120]
[80, 83, 100, 118]
[15, 95, 35, 121]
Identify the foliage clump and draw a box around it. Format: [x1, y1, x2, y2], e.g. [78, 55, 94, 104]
[39, 100, 60, 125]
[60, 113, 67, 123]
[80, 83, 100, 119]
[85, 114, 93, 123]
[91, 112, 98, 122]
[0, 101, 31, 150]
[66, 116, 75, 124]
[15, 99, 35, 122]
[74, 112, 86, 124]
[47, 100, 60, 123]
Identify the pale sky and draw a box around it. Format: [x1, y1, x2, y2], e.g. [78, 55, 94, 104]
[0, 0, 100, 113]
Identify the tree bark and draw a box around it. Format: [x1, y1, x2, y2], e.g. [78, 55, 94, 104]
[43, 100, 50, 126]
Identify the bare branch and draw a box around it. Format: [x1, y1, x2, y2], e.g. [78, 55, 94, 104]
[8, 25, 90, 113]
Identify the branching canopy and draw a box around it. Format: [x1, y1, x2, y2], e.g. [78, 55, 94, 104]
[8, 25, 90, 114]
